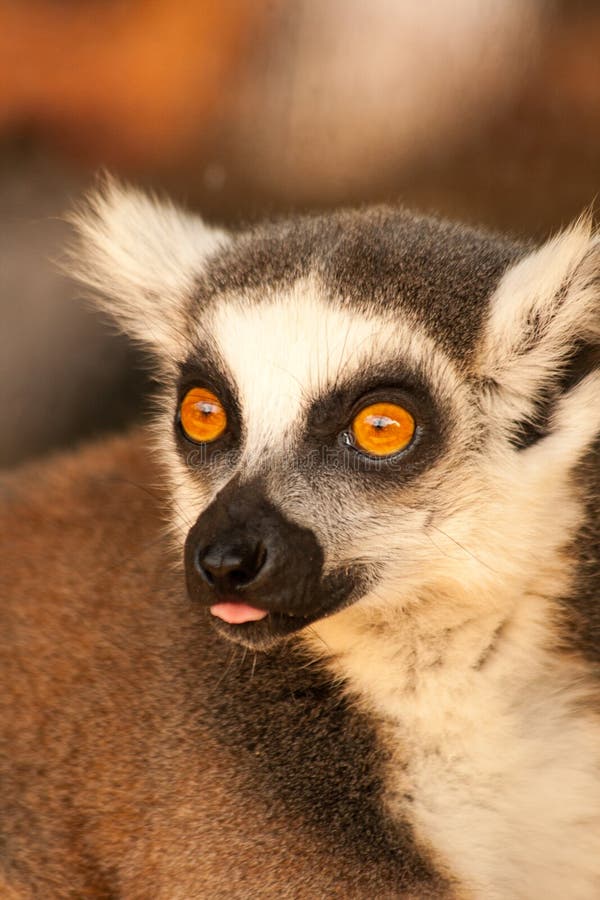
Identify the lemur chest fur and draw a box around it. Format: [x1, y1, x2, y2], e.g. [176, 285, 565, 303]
[307, 600, 600, 900]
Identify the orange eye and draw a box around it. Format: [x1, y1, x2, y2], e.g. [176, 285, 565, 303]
[351, 402, 415, 457]
[180, 388, 227, 443]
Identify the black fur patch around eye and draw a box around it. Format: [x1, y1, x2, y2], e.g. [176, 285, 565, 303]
[301, 367, 447, 484]
[510, 341, 600, 451]
[174, 348, 244, 465]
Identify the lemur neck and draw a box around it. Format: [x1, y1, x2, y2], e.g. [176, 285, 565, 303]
[303, 590, 556, 740]
[303, 584, 599, 900]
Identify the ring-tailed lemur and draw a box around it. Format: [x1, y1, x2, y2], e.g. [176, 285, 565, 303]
[0, 182, 598, 899]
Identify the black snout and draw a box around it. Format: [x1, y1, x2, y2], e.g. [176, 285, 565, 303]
[183, 479, 363, 645]
[196, 540, 268, 592]
[184, 480, 324, 614]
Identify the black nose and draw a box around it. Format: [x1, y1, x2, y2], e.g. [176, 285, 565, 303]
[195, 540, 268, 593]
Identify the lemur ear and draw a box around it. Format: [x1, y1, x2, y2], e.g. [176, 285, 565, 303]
[67, 178, 228, 361]
[476, 217, 600, 454]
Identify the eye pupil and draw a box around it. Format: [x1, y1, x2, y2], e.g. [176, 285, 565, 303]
[370, 416, 390, 430]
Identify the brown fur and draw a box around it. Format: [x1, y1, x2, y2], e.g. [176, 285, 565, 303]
[0, 430, 452, 898]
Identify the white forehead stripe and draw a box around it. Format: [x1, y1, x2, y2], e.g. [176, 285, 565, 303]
[207, 279, 462, 469]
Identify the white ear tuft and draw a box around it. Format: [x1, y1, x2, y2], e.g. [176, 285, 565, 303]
[67, 177, 228, 359]
[476, 216, 600, 434]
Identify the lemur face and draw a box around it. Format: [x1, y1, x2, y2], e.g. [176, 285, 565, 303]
[71, 183, 600, 650]
[175, 285, 473, 648]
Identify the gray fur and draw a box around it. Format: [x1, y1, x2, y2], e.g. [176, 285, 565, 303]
[197, 207, 525, 364]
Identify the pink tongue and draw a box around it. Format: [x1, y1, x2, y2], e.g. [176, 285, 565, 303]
[210, 602, 268, 624]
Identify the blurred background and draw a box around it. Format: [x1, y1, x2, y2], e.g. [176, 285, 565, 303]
[1, 0, 599, 467]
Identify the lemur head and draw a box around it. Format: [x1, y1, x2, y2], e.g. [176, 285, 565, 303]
[71, 182, 600, 651]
